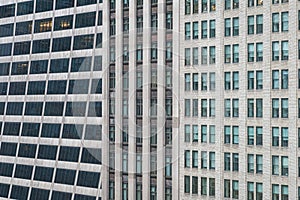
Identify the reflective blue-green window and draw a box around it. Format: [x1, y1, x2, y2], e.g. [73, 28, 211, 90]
[14, 164, 33, 179]
[30, 188, 49, 199]
[11, 185, 29, 200]
[55, 0, 75, 10]
[9, 82, 26, 95]
[0, 183, 10, 198]
[68, 80, 89, 94]
[0, 83, 8, 95]
[77, 171, 100, 188]
[73, 34, 94, 50]
[50, 58, 69, 73]
[6, 102, 23, 115]
[54, 15, 73, 31]
[0, 142, 17, 156]
[32, 39, 50, 54]
[11, 62, 29, 75]
[34, 166, 54, 182]
[65, 102, 86, 117]
[85, 124, 101, 140]
[55, 168, 76, 185]
[71, 57, 92, 72]
[75, 12, 96, 28]
[88, 102, 102, 117]
[96, 33, 102, 48]
[25, 102, 43, 115]
[62, 124, 83, 139]
[36, 0, 53, 13]
[21, 123, 40, 137]
[91, 79, 102, 94]
[44, 102, 64, 116]
[51, 191, 72, 200]
[0, 24, 14, 37]
[30, 60, 48, 74]
[41, 123, 61, 138]
[16, 21, 32, 35]
[13, 41, 31, 55]
[0, 102, 5, 115]
[0, 63, 10, 76]
[77, 0, 97, 6]
[94, 56, 102, 71]
[52, 37, 72, 52]
[17, 1, 33, 16]
[0, 162, 14, 176]
[0, 43, 12, 57]
[27, 81, 46, 95]
[34, 18, 52, 33]
[3, 122, 20, 135]
[58, 146, 80, 162]
[38, 145, 57, 159]
[0, 4, 15, 19]
[75, 194, 96, 200]
[18, 143, 37, 158]
[81, 148, 101, 164]
[47, 80, 67, 94]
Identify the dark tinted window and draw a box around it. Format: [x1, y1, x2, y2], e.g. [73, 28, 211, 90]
[75, 12, 96, 28]
[30, 188, 49, 200]
[65, 102, 86, 117]
[0, 63, 10, 76]
[91, 79, 102, 94]
[34, 166, 54, 182]
[0, 83, 8, 95]
[96, 33, 102, 48]
[32, 39, 50, 54]
[17, 1, 34, 16]
[55, 168, 76, 185]
[77, 0, 97, 6]
[74, 194, 96, 200]
[0, 102, 5, 115]
[44, 102, 64, 116]
[47, 80, 67, 94]
[62, 124, 83, 139]
[98, 11, 102, 25]
[81, 148, 101, 164]
[30, 60, 48, 74]
[9, 82, 26, 95]
[51, 191, 72, 200]
[38, 145, 57, 160]
[11, 62, 29, 75]
[93, 56, 102, 71]
[13, 41, 31, 55]
[6, 102, 23, 115]
[0, 183, 10, 198]
[41, 123, 61, 138]
[0, 24, 14, 37]
[55, 0, 75, 9]
[85, 124, 101, 140]
[68, 80, 89, 94]
[54, 15, 73, 31]
[11, 185, 29, 200]
[73, 34, 94, 50]
[27, 81, 46, 95]
[0, 43, 12, 57]
[16, 21, 32, 35]
[50, 58, 69, 73]
[25, 102, 43, 115]
[77, 171, 100, 188]
[58, 146, 80, 162]
[0, 162, 14, 176]
[3, 122, 20, 136]
[52, 37, 72, 52]
[88, 102, 102, 117]
[21, 123, 40, 137]
[71, 57, 92, 72]
[14, 164, 33, 179]
[34, 18, 52, 33]
[36, 0, 53, 13]
[0, 142, 17, 156]
[18, 143, 37, 158]
[0, 4, 15, 19]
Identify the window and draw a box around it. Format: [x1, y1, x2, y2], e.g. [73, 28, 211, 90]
[185, 0, 191, 14]
[225, 18, 231, 36]
[281, 41, 288, 60]
[14, 42, 31, 55]
[193, 48, 198, 65]
[77, 0, 97, 6]
[201, 177, 207, 195]
[248, 43, 254, 62]
[272, 13, 279, 32]
[0, 23, 14, 38]
[281, 12, 289, 32]
[272, 41, 280, 61]
[248, 154, 254, 173]
[225, 45, 231, 63]
[209, 152, 215, 169]
[233, 17, 239, 36]
[55, 0, 74, 9]
[34, 18, 52, 33]
[32, 39, 50, 54]
[73, 34, 94, 50]
[0, 4, 15, 19]
[272, 156, 279, 175]
[281, 156, 288, 176]
[224, 179, 230, 198]
[52, 37, 71, 52]
[201, 21, 207, 39]
[272, 184, 279, 200]
[209, 20, 215, 38]
[75, 12, 96, 28]
[248, 16, 254, 34]
[0, 43, 11, 56]
[281, 185, 288, 200]
[185, 23, 191, 40]
[256, 15, 263, 34]
[232, 153, 239, 171]
[54, 15, 73, 31]
[17, 1, 33, 16]
[233, 44, 239, 63]
[184, 150, 190, 167]
[224, 153, 230, 170]
[184, 176, 190, 193]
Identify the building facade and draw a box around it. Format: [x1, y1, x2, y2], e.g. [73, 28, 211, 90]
[181, 0, 300, 199]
